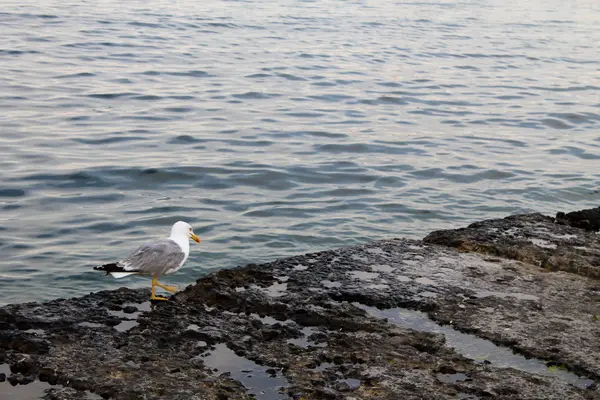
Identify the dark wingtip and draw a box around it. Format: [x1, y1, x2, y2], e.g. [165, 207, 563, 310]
[94, 263, 122, 272]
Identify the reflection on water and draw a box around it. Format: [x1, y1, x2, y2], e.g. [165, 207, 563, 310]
[0, 364, 102, 399]
[0, 0, 599, 304]
[200, 343, 289, 399]
[357, 304, 594, 389]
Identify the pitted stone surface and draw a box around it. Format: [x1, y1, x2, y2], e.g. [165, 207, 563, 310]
[424, 212, 600, 279]
[1, 211, 599, 399]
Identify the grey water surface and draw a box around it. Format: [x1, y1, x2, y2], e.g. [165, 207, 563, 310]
[0, 0, 598, 305]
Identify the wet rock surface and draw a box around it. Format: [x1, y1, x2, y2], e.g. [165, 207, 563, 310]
[424, 212, 600, 279]
[1, 210, 599, 399]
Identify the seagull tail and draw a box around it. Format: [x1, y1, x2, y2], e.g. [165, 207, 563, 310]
[94, 263, 138, 278]
[109, 272, 137, 279]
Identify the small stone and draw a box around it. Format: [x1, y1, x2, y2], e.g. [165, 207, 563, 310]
[437, 365, 457, 374]
[39, 368, 58, 384]
[7, 373, 33, 385]
[11, 355, 35, 374]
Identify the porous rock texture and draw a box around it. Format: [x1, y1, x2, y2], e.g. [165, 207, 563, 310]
[1, 209, 599, 399]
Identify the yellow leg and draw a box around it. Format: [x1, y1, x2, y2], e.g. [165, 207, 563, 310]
[151, 277, 168, 301]
[155, 281, 178, 293]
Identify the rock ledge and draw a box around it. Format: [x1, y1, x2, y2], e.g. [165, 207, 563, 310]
[1, 209, 599, 399]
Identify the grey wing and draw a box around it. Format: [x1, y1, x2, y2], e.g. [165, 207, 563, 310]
[118, 239, 185, 276]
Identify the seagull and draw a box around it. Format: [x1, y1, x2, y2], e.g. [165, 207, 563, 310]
[94, 221, 201, 301]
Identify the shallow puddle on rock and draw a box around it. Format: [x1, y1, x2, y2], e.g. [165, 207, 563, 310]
[311, 362, 334, 372]
[78, 322, 104, 328]
[321, 280, 343, 288]
[201, 343, 289, 399]
[396, 275, 412, 282]
[351, 254, 368, 262]
[108, 302, 149, 332]
[293, 264, 309, 271]
[338, 377, 361, 390]
[135, 301, 151, 312]
[252, 314, 278, 325]
[0, 363, 10, 377]
[0, 364, 101, 399]
[370, 264, 394, 273]
[254, 282, 288, 298]
[109, 301, 151, 318]
[529, 238, 557, 249]
[436, 372, 469, 384]
[23, 329, 45, 336]
[348, 271, 379, 281]
[573, 246, 593, 251]
[415, 277, 437, 286]
[474, 291, 539, 302]
[502, 228, 520, 237]
[366, 248, 385, 255]
[250, 314, 292, 326]
[356, 304, 593, 388]
[366, 284, 389, 290]
[125, 360, 140, 368]
[108, 309, 139, 319]
[114, 320, 138, 332]
[287, 327, 325, 349]
[548, 233, 578, 240]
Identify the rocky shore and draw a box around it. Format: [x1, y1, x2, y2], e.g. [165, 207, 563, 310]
[1, 207, 599, 399]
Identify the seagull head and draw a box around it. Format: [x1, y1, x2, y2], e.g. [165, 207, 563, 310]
[171, 221, 200, 243]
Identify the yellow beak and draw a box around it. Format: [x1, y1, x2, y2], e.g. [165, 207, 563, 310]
[190, 233, 200, 243]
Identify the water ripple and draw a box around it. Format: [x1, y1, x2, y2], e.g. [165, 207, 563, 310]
[0, 0, 599, 304]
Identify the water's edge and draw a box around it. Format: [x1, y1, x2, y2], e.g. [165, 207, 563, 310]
[1, 208, 598, 399]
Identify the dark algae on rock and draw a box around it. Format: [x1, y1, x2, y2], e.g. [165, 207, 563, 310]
[1, 209, 599, 399]
[556, 206, 600, 232]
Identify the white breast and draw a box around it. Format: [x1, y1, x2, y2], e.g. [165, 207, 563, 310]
[166, 233, 190, 274]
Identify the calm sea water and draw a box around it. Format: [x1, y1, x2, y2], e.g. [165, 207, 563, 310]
[0, 0, 598, 305]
